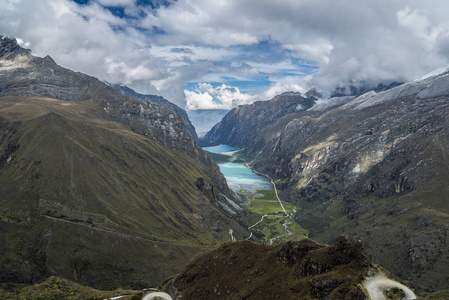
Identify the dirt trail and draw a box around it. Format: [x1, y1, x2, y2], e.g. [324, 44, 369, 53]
[363, 274, 416, 300]
[142, 292, 173, 300]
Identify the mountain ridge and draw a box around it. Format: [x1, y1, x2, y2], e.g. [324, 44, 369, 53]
[0, 36, 214, 169]
[0, 37, 249, 290]
[203, 69, 449, 291]
[110, 84, 199, 141]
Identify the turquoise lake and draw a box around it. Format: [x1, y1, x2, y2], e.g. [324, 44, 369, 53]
[202, 144, 238, 153]
[202, 144, 273, 191]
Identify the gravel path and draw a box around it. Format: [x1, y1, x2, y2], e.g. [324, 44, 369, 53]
[363, 274, 416, 300]
[142, 292, 173, 300]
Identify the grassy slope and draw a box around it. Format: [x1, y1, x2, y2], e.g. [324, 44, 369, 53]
[0, 276, 138, 300]
[237, 188, 309, 244]
[0, 96, 246, 289]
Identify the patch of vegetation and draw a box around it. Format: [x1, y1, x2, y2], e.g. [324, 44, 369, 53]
[384, 287, 406, 300]
[236, 188, 308, 244]
[0, 96, 246, 290]
[207, 152, 232, 164]
[418, 290, 449, 299]
[250, 216, 308, 244]
[0, 276, 138, 300]
[238, 189, 295, 214]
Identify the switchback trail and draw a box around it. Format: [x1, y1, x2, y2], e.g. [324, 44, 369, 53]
[142, 292, 173, 300]
[363, 273, 416, 300]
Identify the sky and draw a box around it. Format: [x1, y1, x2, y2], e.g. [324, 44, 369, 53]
[1, 0, 449, 110]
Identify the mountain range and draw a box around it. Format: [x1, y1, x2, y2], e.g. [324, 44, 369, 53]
[204, 70, 449, 291]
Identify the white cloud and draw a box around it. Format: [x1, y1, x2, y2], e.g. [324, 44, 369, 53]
[397, 7, 432, 41]
[96, 0, 134, 7]
[257, 81, 306, 101]
[185, 83, 255, 110]
[2, 0, 449, 110]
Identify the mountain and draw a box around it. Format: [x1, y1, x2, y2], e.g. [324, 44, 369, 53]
[111, 84, 199, 141]
[203, 72, 449, 291]
[204, 91, 317, 147]
[164, 235, 381, 299]
[0, 37, 210, 166]
[186, 109, 229, 137]
[0, 36, 249, 290]
[165, 235, 449, 299]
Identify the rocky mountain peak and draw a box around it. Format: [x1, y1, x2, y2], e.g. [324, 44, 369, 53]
[304, 87, 322, 99]
[204, 91, 316, 147]
[0, 37, 246, 291]
[0, 36, 31, 59]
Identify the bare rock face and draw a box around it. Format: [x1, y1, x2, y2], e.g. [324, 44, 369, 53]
[111, 84, 199, 141]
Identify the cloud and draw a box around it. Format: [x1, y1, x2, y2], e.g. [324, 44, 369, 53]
[96, 0, 134, 7]
[185, 83, 255, 110]
[2, 0, 449, 109]
[258, 80, 306, 101]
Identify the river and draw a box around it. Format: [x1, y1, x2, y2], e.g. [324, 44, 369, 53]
[202, 144, 273, 192]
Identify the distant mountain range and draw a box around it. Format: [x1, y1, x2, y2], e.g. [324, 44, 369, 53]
[204, 70, 449, 291]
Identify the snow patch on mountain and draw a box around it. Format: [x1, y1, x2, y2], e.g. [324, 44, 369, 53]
[309, 95, 354, 111]
[344, 70, 449, 110]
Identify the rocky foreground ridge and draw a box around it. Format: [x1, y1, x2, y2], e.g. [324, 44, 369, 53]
[0, 36, 249, 291]
[204, 70, 449, 291]
[165, 235, 371, 299]
[3, 235, 449, 299]
[163, 234, 447, 299]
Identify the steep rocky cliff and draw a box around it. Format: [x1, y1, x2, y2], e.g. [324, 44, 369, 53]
[204, 71, 449, 291]
[0, 36, 248, 290]
[204, 91, 317, 150]
[111, 84, 199, 141]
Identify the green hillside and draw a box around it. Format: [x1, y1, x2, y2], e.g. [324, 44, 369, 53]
[0, 96, 248, 290]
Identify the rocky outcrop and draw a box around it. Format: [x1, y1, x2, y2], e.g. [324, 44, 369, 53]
[203, 91, 317, 151]
[164, 235, 370, 299]
[111, 84, 199, 141]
